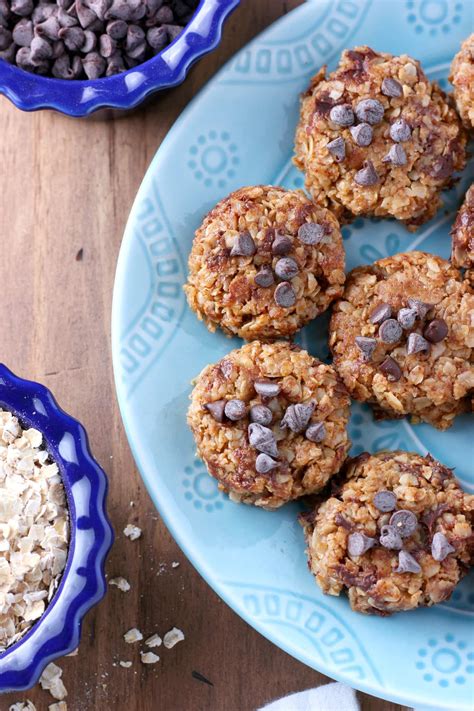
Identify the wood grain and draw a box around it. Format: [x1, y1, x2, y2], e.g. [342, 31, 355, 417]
[0, 2, 409, 710]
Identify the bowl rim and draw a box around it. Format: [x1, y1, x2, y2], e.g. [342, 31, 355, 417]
[0, 0, 240, 117]
[0, 363, 114, 693]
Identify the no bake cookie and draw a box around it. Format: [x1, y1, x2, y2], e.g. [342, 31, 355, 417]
[184, 185, 345, 340]
[301, 450, 473, 615]
[451, 184, 474, 270]
[329, 251, 474, 429]
[450, 33, 474, 131]
[187, 341, 351, 509]
[294, 47, 467, 229]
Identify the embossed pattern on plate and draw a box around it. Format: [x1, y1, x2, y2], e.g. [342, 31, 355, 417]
[112, 2, 474, 708]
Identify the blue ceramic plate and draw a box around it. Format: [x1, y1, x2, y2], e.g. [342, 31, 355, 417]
[112, 2, 474, 708]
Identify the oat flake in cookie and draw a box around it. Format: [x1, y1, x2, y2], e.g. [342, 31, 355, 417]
[301, 451, 473, 615]
[0, 409, 69, 652]
[450, 33, 474, 131]
[187, 341, 351, 509]
[294, 47, 467, 230]
[184, 186, 345, 340]
[329, 251, 474, 430]
[451, 184, 474, 270]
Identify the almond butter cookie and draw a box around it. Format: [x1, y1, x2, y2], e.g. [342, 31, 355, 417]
[187, 341, 351, 509]
[450, 33, 474, 131]
[184, 185, 345, 340]
[301, 451, 473, 615]
[451, 184, 474, 270]
[329, 251, 474, 430]
[294, 47, 467, 230]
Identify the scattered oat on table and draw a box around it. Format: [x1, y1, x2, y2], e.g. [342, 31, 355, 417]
[119, 661, 132, 669]
[123, 628, 143, 644]
[140, 651, 160, 665]
[49, 703, 68, 711]
[40, 662, 68, 701]
[171, 561, 180, 569]
[145, 633, 162, 648]
[9, 703, 36, 711]
[123, 524, 142, 541]
[163, 627, 185, 649]
[66, 648, 78, 657]
[109, 576, 131, 592]
[0, 410, 69, 653]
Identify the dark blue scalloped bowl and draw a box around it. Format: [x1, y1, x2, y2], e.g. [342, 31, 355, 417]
[0, 0, 240, 117]
[0, 364, 113, 693]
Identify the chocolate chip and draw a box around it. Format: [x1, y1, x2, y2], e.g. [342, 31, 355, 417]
[254, 380, 281, 398]
[374, 490, 397, 512]
[297, 222, 325, 245]
[423, 318, 448, 343]
[379, 318, 402, 344]
[370, 302, 392, 325]
[430, 155, 453, 180]
[326, 136, 346, 161]
[355, 336, 377, 361]
[407, 298, 432, 320]
[396, 550, 421, 574]
[305, 422, 326, 443]
[147, 25, 167, 51]
[107, 19, 128, 40]
[255, 453, 278, 475]
[59, 26, 86, 52]
[36, 16, 60, 41]
[81, 30, 97, 53]
[397, 307, 417, 330]
[58, 8, 78, 29]
[12, 19, 33, 47]
[281, 402, 315, 433]
[354, 160, 379, 186]
[275, 257, 298, 280]
[381, 77, 403, 98]
[11, 0, 33, 17]
[390, 118, 411, 142]
[272, 232, 292, 255]
[250, 405, 273, 427]
[329, 103, 354, 127]
[431, 531, 455, 562]
[380, 524, 403, 550]
[204, 400, 226, 423]
[230, 231, 256, 257]
[82, 51, 106, 79]
[379, 356, 402, 382]
[126, 24, 145, 52]
[382, 144, 407, 166]
[248, 423, 278, 458]
[224, 399, 247, 421]
[354, 98, 384, 125]
[274, 282, 296, 308]
[347, 532, 375, 557]
[254, 265, 274, 288]
[407, 333, 430, 355]
[76, 0, 97, 29]
[350, 122, 373, 147]
[390, 510, 418, 538]
[88, 0, 110, 21]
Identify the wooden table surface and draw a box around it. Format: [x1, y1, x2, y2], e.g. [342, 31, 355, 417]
[0, 3, 410, 710]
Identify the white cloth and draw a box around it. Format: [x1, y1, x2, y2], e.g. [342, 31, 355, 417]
[258, 681, 360, 711]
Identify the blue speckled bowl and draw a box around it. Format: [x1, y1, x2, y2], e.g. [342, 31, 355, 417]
[0, 0, 240, 117]
[0, 364, 113, 693]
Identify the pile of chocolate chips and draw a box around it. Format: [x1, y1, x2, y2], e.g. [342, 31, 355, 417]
[0, 0, 199, 79]
[230, 221, 327, 310]
[326, 77, 413, 186]
[204, 379, 326, 475]
[347, 489, 455, 574]
[355, 297, 449, 382]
